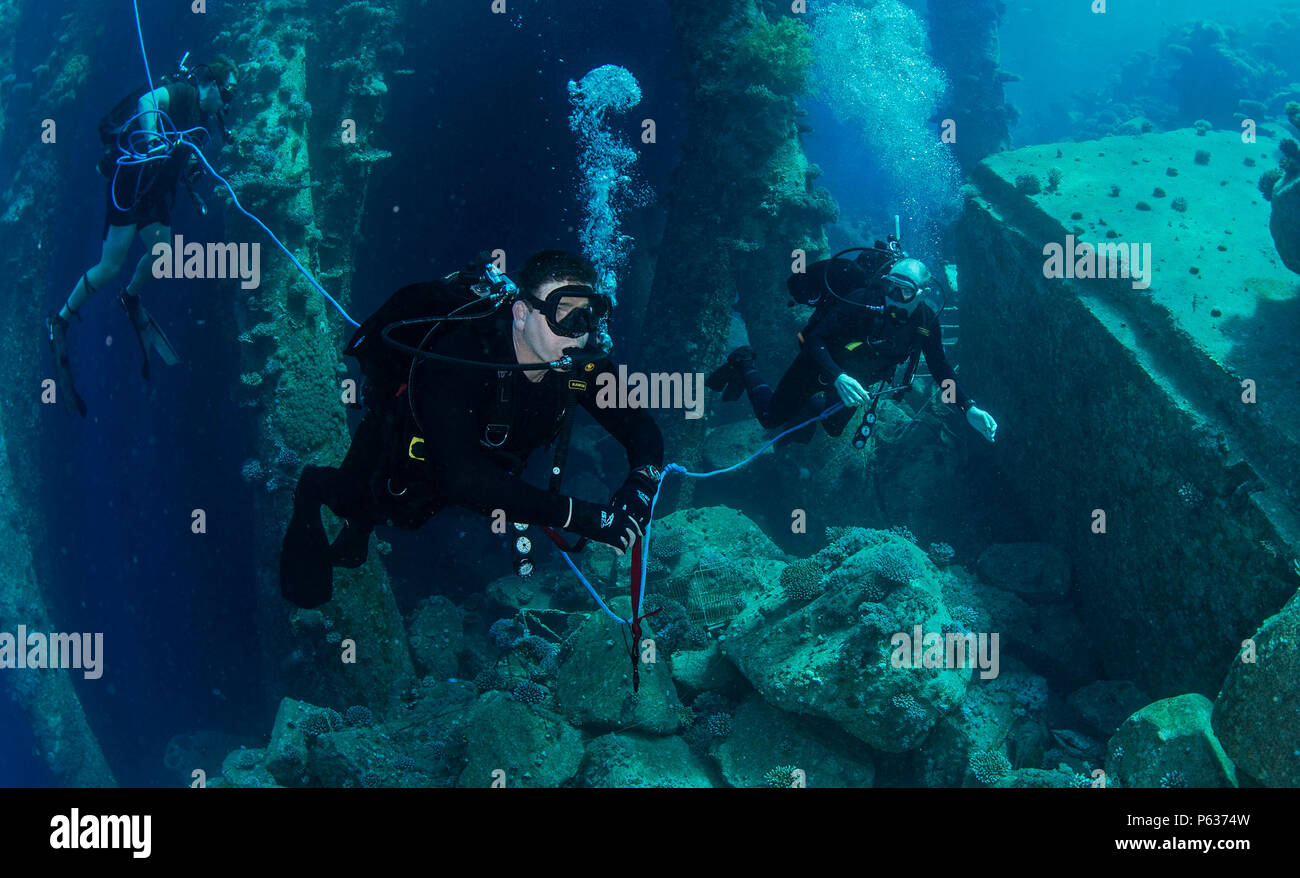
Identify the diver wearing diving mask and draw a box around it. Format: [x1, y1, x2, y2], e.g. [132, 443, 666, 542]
[707, 247, 998, 445]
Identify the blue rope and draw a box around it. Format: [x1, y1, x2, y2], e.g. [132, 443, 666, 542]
[557, 548, 630, 626]
[128, 0, 359, 328]
[666, 401, 846, 479]
[554, 400, 848, 625]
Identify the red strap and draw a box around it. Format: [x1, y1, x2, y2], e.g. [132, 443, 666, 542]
[630, 534, 644, 692]
[543, 527, 658, 693]
[629, 536, 662, 693]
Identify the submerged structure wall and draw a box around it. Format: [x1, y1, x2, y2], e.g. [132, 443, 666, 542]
[218, 0, 414, 713]
[0, 0, 115, 786]
[958, 129, 1300, 696]
[649, 0, 836, 469]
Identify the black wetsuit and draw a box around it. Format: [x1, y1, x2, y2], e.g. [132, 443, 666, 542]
[743, 286, 972, 440]
[104, 82, 203, 235]
[282, 308, 665, 606]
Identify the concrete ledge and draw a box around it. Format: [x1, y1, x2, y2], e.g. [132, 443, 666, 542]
[957, 129, 1299, 695]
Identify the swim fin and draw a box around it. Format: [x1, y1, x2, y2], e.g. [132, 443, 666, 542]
[329, 519, 373, 569]
[705, 346, 756, 402]
[279, 467, 335, 609]
[119, 289, 180, 381]
[46, 313, 87, 418]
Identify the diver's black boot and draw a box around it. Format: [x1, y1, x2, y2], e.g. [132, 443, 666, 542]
[279, 466, 336, 608]
[705, 346, 756, 402]
[329, 519, 373, 569]
[119, 289, 180, 381]
[46, 312, 87, 418]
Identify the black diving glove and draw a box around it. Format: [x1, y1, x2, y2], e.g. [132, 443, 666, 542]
[569, 499, 641, 552]
[610, 466, 661, 532]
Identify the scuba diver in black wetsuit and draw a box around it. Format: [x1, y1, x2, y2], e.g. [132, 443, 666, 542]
[707, 240, 998, 446]
[279, 250, 666, 610]
[47, 54, 239, 417]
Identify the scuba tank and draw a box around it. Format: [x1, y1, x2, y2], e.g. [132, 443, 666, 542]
[96, 52, 233, 179]
[787, 216, 907, 310]
[343, 263, 516, 411]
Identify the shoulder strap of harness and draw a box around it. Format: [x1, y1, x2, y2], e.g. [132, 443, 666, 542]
[483, 367, 514, 448]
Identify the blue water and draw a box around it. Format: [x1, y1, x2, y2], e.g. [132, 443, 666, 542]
[1, 0, 1294, 787]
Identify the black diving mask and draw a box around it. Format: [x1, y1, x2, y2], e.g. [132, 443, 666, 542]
[522, 284, 611, 338]
[882, 273, 924, 304]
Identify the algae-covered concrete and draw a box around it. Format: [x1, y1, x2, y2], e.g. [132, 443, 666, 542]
[0, 0, 115, 786]
[958, 128, 1300, 696]
[927, 0, 1014, 172]
[217, 0, 413, 712]
[648, 0, 836, 477]
[0, 425, 115, 786]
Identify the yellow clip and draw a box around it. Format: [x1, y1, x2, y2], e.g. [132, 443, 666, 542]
[917, 327, 930, 337]
[408, 436, 426, 461]
[845, 341, 864, 351]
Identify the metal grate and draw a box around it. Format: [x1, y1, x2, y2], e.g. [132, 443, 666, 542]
[658, 553, 749, 629]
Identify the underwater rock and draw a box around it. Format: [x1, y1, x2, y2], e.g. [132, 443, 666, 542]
[405, 595, 464, 680]
[713, 696, 874, 788]
[670, 639, 744, 694]
[943, 572, 1096, 687]
[578, 733, 713, 788]
[458, 691, 583, 788]
[553, 596, 685, 734]
[307, 711, 451, 789]
[975, 542, 1070, 602]
[640, 506, 787, 630]
[1106, 694, 1237, 788]
[218, 748, 276, 789]
[310, 724, 395, 788]
[269, 679, 470, 787]
[916, 660, 1048, 787]
[1213, 591, 1300, 786]
[264, 697, 318, 787]
[992, 767, 1090, 789]
[726, 530, 968, 752]
[1065, 680, 1151, 740]
[1268, 173, 1300, 274]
